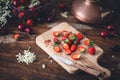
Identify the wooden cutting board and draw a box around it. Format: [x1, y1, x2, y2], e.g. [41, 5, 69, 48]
[36, 22, 111, 79]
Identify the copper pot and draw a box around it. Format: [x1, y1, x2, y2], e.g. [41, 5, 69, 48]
[72, 0, 115, 23]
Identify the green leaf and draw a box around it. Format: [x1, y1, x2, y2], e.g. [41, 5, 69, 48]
[64, 38, 69, 43]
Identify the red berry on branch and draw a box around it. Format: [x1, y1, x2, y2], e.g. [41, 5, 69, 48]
[29, 7, 35, 12]
[107, 25, 114, 30]
[26, 19, 33, 26]
[18, 12, 25, 18]
[12, 0, 20, 7]
[18, 24, 25, 31]
[24, 27, 32, 34]
[100, 31, 108, 38]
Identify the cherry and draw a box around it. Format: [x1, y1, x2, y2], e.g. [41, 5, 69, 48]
[12, 0, 20, 7]
[100, 31, 108, 38]
[18, 24, 25, 31]
[29, 7, 35, 12]
[26, 19, 33, 26]
[24, 27, 32, 34]
[18, 12, 25, 18]
[107, 25, 114, 30]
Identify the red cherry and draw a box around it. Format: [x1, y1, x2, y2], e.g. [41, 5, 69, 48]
[100, 31, 108, 38]
[107, 25, 114, 30]
[12, 0, 20, 7]
[110, 31, 117, 36]
[29, 7, 35, 12]
[26, 19, 33, 26]
[18, 24, 25, 31]
[18, 12, 25, 18]
[24, 27, 32, 34]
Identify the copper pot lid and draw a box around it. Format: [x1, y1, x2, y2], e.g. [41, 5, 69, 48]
[72, 0, 114, 23]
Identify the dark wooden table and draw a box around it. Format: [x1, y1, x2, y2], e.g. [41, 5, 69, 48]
[0, 8, 120, 80]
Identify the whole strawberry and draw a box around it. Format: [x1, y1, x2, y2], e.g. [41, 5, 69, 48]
[88, 47, 96, 55]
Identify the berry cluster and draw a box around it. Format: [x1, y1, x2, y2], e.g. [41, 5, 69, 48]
[100, 25, 119, 39]
[11, 0, 57, 34]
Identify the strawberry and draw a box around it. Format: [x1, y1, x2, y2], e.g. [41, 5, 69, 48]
[65, 49, 72, 55]
[84, 39, 94, 46]
[61, 36, 67, 40]
[73, 38, 80, 45]
[61, 30, 70, 36]
[77, 33, 83, 40]
[54, 46, 61, 52]
[78, 46, 86, 53]
[71, 53, 81, 60]
[53, 37, 60, 44]
[84, 39, 90, 46]
[70, 44, 77, 52]
[53, 31, 60, 37]
[88, 47, 96, 55]
[69, 33, 76, 41]
[62, 43, 69, 50]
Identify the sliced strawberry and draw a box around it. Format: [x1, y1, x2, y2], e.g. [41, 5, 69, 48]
[84, 39, 90, 46]
[65, 49, 72, 55]
[71, 53, 81, 60]
[78, 46, 86, 53]
[54, 46, 61, 52]
[77, 32, 83, 40]
[53, 31, 60, 37]
[53, 37, 60, 44]
[70, 44, 77, 52]
[62, 43, 69, 50]
[61, 30, 70, 37]
[69, 33, 76, 41]
[84, 39, 94, 46]
[73, 38, 80, 45]
[61, 36, 67, 41]
[88, 47, 96, 55]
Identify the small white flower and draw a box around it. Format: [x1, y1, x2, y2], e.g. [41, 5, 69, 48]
[61, 12, 68, 18]
[29, 0, 40, 8]
[16, 47, 36, 65]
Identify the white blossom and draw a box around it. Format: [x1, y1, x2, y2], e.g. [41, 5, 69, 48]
[29, 0, 40, 8]
[16, 47, 36, 65]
